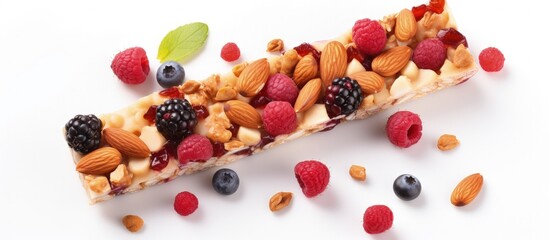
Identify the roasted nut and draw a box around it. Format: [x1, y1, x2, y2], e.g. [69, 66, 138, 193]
[451, 173, 483, 207]
[180, 80, 201, 94]
[395, 8, 417, 42]
[85, 175, 110, 194]
[232, 62, 249, 78]
[237, 58, 270, 97]
[110, 164, 132, 188]
[280, 49, 300, 76]
[205, 103, 232, 143]
[349, 165, 366, 181]
[379, 13, 397, 33]
[269, 192, 293, 212]
[224, 140, 245, 151]
[267, 38, 284, 52]
[215, 86, 238, 101]
[437, 134, 460, 151]
[294, 78, 322, 113]
[293, 54, 318, 87]
[122, 215, 144, 233]
[452, 44, 474, 68]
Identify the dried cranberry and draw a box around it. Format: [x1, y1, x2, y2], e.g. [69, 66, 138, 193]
[150, 141, 178, 171]
[412, 4, 429, 21]
[361, 56, 374, 71]
[321, 119, 341, 132]
[346, 46, 365, 64]
[294, 43, 321, 63]
[159, 87, 183, 99]
[257, 134, 275, 149]
[193, 105, 209, 120]
[249, 90, 271, 108]
[437, 28, 468, 48]
[109, 186, 127, 196]
[428, 0, 445, 14]
[234, 148, 252, 156]
[143, 105, 157, 124]
[212, 141, 227, 158]
[228, 124, 240, 138]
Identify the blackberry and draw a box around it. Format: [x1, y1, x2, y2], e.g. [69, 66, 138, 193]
[324, 77, 363, 118]
[155, 99, 197, 141]
[65, 114, 103, 154]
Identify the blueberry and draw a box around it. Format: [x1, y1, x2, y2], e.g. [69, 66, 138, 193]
[212, 168, 239, 195]
[156, 61, 185, 88]
[393, 174, 421, 201]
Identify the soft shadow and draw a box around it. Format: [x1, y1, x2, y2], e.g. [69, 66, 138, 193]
[310, 187, 340, 210]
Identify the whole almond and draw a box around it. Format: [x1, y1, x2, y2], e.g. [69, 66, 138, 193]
[269, 192, 293, 212]
[349, 71, 385, 95]
[320, 41, 347, 88]
[395, 8, 417, 42]
[294, 78, 322, 113]
[451, 173, 483, 207]
[293, 54, 318, 87]
[237, 58, 270, 97]
[372, 46, 412, 77]
[76, 147, 122, 175]
[224, 100, 262, 128]
[104, 128, 150, 158]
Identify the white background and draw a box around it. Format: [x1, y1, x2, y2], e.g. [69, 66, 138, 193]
[1, 0, 547, 239]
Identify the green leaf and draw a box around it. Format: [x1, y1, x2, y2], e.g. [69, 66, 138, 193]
[157, 22, 209, 63]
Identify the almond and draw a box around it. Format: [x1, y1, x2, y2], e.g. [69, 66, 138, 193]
[224, 100, 262, 128]
[293, 54, 318, 87]
[320, 41, 347, 88]
[236, 58, 270, 97]
[395, 8, 417, 42]
[372, 46, 412, 77]
[349, 71, 385, 95]
[104, 128, 150, 158]
[76, 147, 122, 175]
[294, 78, 322, 113]
[451, 173, 483, 207]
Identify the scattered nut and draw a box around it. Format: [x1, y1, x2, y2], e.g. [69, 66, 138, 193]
[451, 173, 483, 207]
[349, 165, 366, 181]
[269, 192, 293, 212]
[122, 215, 144, 233]
[267, 38, 284, 52]
[110, 164, 133, 188]
[437, 134, 460, 151]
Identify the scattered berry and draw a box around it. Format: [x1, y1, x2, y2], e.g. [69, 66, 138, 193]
[294, 160, 330, 198]
[264, 73, 299, 104]
[155, 99, 197, 141]
[363, 205, 393, 234]
[212, 168, 240, 195]
[110, 47, 150, 84]
[324, 77, 363, 118]
[386, 111, 423, 148]
[393, 174, 422, 201]
[412, 38, 446, 71]
[220, 42, 240, 62]
[156, 61, 185, 88]
[65, 114, 103, 154]
[177, 134, 213, 164]
[174, 191, 198, 216]
[479, 47, 505, 72]
[262, 101, 297, 136]
[352, 19, 387, 56]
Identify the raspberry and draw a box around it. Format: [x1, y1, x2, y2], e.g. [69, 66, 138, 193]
[265, 73, 299, 104]
[110, 47, 150, 84]
[294, 160, 330, 198]
[174, 191, 198, 216]
[363, 205, 393, 234]
[262, 101, 297, 136]
[479, 47, 505, 72]
[220, 42, 240, 62]
[177, 134, 213, 164]
[412, 38, 446, 71]
[352, 19, 387, 56]
[386, 111, 423, 148]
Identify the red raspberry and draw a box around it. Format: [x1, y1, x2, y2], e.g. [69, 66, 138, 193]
[412, 38, 446, 71]
[110, 47, 150, 84]
[352, 19, 387, 56]
[363, 205, 393, 234]
[220, 42, 240, 62]
[386, 111, 423, 148]
[177, 134, 213, 164]
[174, 191, 198, 216]
[265, 73, 299, 104]
[294, 160, 330, 198]
[479, 47, 505, 72]
[262, 101, 297, 136]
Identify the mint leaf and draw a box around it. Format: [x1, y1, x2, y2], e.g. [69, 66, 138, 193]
[157, 22, 209, 63]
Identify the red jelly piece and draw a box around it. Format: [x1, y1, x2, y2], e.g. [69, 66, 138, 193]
[257, 134, 275, 149]
[150, 141, 178, 171]
[212, 141, 227, 158]
[193, 105, 209, 120]
[294, 43, 321, 63]
[143, 105, 157, 124]
[412, 4, 428, 21]
[428, 0, 445, 14]
[249, 90, 271, 108]
[228, 124, 239, 138]
[346, 46, 365, 64]
[159, 87, 182, 99]
[437, 28, 468, 48]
